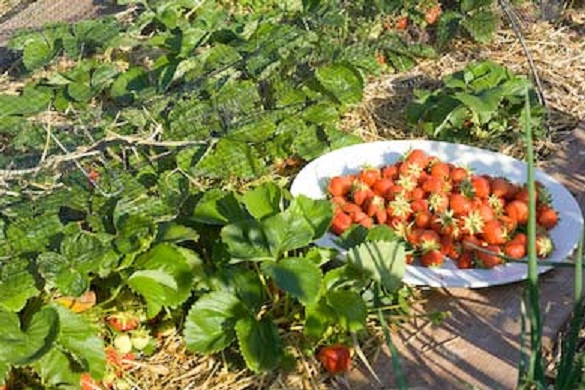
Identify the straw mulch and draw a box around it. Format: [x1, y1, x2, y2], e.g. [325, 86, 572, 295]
[343, 6, 585, 163]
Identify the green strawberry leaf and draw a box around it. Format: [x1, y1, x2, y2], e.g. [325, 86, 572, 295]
[52, 305, 106, 379]
[129, 243, 197, 318]
[0, 258, 39, 312]
[184, 291, 246, 354]
[326, 290, 367, 332]
[192, 189, 250, 225]
[194, 139, 267, 179]
[0, 306, 60, 366]
[461, 10, 498, 44]
[292, 124, 329, 161]
[23, 35, 55, 70]
[347, 241, 406, 292]
[221, 219, 275, 262]
[0, 359, 8, 385]
[36, 252, 89, 297]
[206, 267, 265, 312]
[156, 222, 200, 244]
[262, 208, 314, 256]
[32, 348, 81, 389]
[287, 195, 333, 239]
[242, 182, 286, 220]
[304, 298, 337, 339]
[315, 64, 363, 105]
[235, 317, 282, 373]
[261, 257, 322, 306]
[114, 214, 157, 256]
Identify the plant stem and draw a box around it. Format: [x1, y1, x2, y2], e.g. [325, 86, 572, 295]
[523, 87, 545, 384]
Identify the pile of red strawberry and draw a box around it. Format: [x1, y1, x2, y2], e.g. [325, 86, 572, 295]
[328, 149, 559, 269]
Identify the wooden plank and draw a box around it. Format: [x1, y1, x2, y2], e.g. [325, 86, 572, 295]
[350, 123, 585, 390]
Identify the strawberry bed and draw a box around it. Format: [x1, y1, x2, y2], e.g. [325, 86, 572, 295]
[0, 1, 584, 389]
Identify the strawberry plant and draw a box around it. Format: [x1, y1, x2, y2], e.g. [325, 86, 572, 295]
[406, 60, 546, 145]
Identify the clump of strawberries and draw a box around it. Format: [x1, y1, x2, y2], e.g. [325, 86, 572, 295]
[328, 149, 559, 269]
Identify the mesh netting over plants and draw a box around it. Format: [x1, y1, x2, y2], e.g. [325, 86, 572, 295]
[0, 1, 584, 389]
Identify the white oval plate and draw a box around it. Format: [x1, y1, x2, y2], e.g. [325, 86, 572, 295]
[290, 140, 584, 288]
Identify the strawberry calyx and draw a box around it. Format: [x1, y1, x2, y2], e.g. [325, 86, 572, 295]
[461, 210, 485, 236]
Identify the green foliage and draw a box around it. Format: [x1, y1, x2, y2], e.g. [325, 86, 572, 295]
[129, 243, 201, 318]
[0, 0, 490, 383]
[406, 61, 545, 145]
[235, 317, 282, 373]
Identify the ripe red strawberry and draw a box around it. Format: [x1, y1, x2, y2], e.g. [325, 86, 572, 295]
[504, 241, 526, 259]
[475, 203, 495, 222]
[406, 228, 425, 245]
[511, 232, 527, 246]
[352, 183, 373, 206]
[411, 199, 429, 213]
[421, 249, 444, 267]
[411, 187, 426, 201]
[471, 176, 491, 199]
[457, 251, 474, 269]
[328, 176, 353, 197]
[430, 162, 451, 179]
[396, 16, 409, 30]
[476, 245, 503, 269]
[358, 216, 374, 229]
[81, 373, 100, 390]
[405, 149, 429, 167]
[331, 212, 352, 235]
[414, 211, 432, 229]
[490, 177, 513, 199]
[450, 193, 472, 216]
[482, 220, 506, 245]
[381, 164, 399, 179]
[372, 178, 394, 197]
[358, 167, 381, 187]
[537, 205, 559, 230]
[318, 345, 351, 375]
[108, 313, 139, 332]
[331, 196, 346, 207]
[440, 235, 459, 258]
[514, 186, 532, 203]
[351, 211, 368, 223]
[366, 196, 385, 217]
[374, 208, 388, 225]
[506, 200, 529, 224]
[450, 167, 468, 183]
[422, 176, 445, 193]
[384, 184, 404, 201]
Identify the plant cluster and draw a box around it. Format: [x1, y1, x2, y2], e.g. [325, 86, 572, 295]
[406, 61, 546, 145]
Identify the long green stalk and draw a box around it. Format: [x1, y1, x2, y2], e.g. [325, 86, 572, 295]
[523, 87, 545, 385]
[555, 233, 584, 389]
[377, 309, 407, 390]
